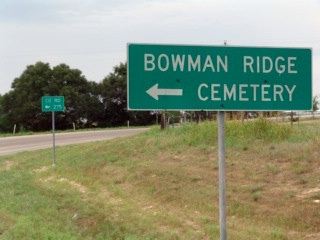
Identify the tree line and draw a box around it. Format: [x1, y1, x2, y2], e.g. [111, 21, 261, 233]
[1, 61, 319, 133]
[0, 61, 154, 133]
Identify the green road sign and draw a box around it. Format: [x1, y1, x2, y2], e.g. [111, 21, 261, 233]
[127, 43, 312, 111]
[41, 96, 65, 112]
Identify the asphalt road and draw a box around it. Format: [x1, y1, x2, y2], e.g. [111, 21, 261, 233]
[0, 128, 148, 156]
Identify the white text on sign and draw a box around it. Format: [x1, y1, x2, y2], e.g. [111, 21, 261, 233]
[198, 84, 296, 102]
[144, 54, 298, 74]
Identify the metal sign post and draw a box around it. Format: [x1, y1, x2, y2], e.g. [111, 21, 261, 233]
[52, 111, 56, 166]
[218, 111, 227, 240]
[218, 42, 227, 240]
[41, 96, 64, 166]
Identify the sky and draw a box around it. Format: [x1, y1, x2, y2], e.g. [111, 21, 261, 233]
[1, 0, 320, 96]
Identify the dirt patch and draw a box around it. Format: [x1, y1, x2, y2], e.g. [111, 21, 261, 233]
[40, 176, 87, 194]
[296, 185, 320, 200]
[0, 160, 14, 170]
[5, 161, 14, 170]
[58, 178, 87, 194]
[33, 166, 51, 173]
[304, 232, 320, 240]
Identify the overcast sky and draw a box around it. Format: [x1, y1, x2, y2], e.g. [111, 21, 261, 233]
[1, 0, 319, 96]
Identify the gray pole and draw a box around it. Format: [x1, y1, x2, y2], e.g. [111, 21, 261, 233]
[52, 111, 56, 166]
[218, 111, 227, 240]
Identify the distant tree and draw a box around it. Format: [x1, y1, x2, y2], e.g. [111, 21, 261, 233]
[50, 64, 104, 129]
[0, 61, 156, 132]
[0, 94, 10, 133]
[312, 95, 319, 111]
[84, 81, 106, 126]
[1, 62, 52, 131]
[0, 62, 103, 132]
[100, 62, 154, 126]
[100, 62, 129, 126]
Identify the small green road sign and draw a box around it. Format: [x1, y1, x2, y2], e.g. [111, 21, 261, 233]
[127, 43, 312, 111]
[41, 96, 65, 112]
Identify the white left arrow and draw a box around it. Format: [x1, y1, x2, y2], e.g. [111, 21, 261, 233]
[146, 84, 183, 100]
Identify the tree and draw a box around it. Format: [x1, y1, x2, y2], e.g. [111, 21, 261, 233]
[2, 62, 52, 131]
[100, 63, 128, 126]
[100, 62, 154, 126]
[50, 64, 104, 129]
[0, 61, 157, 132]
[1, 62, 104, 132]
[0, 94, 11, 133]
[312, 95, 319, 112]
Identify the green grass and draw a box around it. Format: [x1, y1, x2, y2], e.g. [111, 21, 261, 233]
[1, 119, 320, 239]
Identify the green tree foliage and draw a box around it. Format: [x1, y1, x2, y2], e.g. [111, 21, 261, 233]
[312, 95, 319, 111]
[100, 62, 154, 126]
[1, 62, 52, 132]
[1, 62, 104, 132]
[100, 63, 129, 126]
[0, 94, 10, 133]
[50, 64, 104, 129]
[0, 61, 156, 132]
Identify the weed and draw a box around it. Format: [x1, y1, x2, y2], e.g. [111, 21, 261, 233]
[269, 228, 288, 240]
[298, 176, 308, 184]
[251, 184, 263, 201]
[229, 200, 253, 217]
[293, 164, 310, 175]
[284, 191, 296, 199]
[266, 164, 281, 175]
[251, 191, 262, 201]
[242, 146, 248, 151]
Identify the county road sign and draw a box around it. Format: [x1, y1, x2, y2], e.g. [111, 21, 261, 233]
[127, 43, 312, 111]
[41, 96, 65, 112]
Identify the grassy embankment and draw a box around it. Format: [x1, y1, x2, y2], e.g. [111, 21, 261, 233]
[0, 118, 320, 239]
